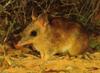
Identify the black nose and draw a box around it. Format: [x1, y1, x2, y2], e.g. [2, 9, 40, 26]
[30, 30, 37, 36]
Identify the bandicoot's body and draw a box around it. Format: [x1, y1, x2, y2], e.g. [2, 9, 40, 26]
[16, 13, 88, 60]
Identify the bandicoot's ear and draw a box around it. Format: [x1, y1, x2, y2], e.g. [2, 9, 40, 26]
[31, 9, 38, 21]
[36, 13, 48, 29]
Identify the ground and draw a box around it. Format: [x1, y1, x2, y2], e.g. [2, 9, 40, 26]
[0, 49, 100, 73]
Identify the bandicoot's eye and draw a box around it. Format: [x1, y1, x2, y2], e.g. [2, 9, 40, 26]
[30, 30, 37, 36]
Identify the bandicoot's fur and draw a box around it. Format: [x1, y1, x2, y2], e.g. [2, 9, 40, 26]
[16, 13, 89, 60]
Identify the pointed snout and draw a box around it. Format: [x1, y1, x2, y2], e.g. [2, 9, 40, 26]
[15, 38, 33, 48]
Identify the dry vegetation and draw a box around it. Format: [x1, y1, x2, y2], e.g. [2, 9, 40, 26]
[0, 0, 100, 73]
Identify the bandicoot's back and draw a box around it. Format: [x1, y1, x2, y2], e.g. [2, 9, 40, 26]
[16, 13, 89, 60]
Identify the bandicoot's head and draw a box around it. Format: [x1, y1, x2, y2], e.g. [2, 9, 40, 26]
[16, 12, 50, 47]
